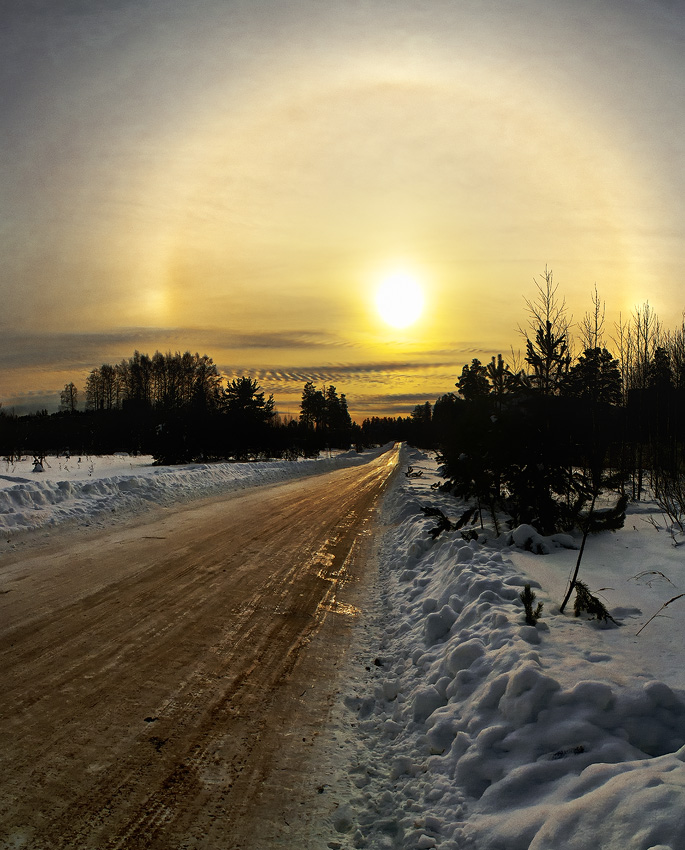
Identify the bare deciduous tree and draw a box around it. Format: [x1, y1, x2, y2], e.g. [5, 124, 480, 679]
[579, 284, 606, 351]
[60, 382, 78, 413]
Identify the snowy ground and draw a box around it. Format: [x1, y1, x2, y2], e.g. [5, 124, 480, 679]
[324, 446, 685, 850]
[0, 448, 384, 540]
[2, 446, 684, 849]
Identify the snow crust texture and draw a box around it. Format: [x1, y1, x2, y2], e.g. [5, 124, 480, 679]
[330, 448, 685, 850]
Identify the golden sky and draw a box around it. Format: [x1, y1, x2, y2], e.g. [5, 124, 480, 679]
[1, 0, 684, 418]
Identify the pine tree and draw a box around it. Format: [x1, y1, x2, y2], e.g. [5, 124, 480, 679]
[525, 321, 571, 395]
[521, 267, 572, 396]
[299, 381, 326, 430]
[456, 359, 490, 400]
[563, 347, 622, 405]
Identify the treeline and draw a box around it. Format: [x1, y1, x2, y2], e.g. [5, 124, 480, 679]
[418, 272, 685, 535]
[0, 351, 367, 463]
[356, 409, 430, 447]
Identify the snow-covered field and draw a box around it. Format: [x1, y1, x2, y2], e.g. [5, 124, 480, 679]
[326, 447, 685, 850]
[2, 445, 684, 849]
[0, 449, 384, 539]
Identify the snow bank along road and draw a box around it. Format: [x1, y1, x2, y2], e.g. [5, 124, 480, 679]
[0, 446, 399, 849]
[322, 449, 685, 850]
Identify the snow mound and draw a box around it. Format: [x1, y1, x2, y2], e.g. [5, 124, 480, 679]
[506, 523, 578, 554]
[330, 448, 685, 850]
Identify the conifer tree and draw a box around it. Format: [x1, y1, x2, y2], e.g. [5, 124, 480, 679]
[456, 359, 490, 400]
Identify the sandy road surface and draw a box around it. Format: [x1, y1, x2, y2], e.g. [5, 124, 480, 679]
[0, 447, 399, 849]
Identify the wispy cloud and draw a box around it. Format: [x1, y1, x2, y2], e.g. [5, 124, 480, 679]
[0, 330, 160, 372]
[224, 361, 458, 387]
[353, 391, 442, 414]
[0, 327, 352, 374]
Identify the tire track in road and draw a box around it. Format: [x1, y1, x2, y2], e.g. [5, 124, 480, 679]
[102, 459, 394, 850]
[0, 447, 399, 849]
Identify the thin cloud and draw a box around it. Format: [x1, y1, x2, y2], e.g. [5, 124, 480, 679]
[348, 392, 445, 418]
[0, 331, 160, 372]
[208, 330, 352, 350]
[226, 361, 459, 387]
[0, 327, 350, 373]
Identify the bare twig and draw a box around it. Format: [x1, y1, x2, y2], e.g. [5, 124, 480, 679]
[668, 527, 684, 547]
[643, 516, 662, 531]
[628, 570, 676, 588]
[636, 593, 685, 636]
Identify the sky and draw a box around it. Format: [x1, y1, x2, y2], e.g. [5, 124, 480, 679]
[1, 0, 684, 419]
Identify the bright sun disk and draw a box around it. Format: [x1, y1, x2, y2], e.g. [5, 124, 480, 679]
[375, 271, 424, 329]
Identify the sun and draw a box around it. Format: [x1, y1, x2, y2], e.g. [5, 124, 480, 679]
[375, 271, 425, 329]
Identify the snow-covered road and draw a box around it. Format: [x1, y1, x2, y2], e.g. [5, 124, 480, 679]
[0, 447, 399, 849]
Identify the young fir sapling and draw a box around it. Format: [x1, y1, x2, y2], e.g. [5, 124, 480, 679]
[519, 584, 543, 626]
[573, 581, 617, 624]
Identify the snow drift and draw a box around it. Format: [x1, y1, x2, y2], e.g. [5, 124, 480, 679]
[329, 447, 685, 850]
[0, 448, 386, 536]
